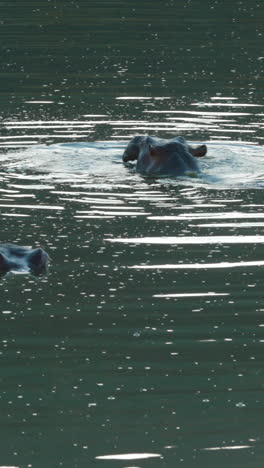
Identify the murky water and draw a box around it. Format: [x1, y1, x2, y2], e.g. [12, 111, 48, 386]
[1, 1, 264, 467]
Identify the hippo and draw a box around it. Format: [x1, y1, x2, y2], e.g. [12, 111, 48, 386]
[0, 244, 49, 276]
[122, 135, 207, 176]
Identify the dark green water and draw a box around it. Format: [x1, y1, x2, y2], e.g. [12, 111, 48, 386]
[1, 1, 264, 467]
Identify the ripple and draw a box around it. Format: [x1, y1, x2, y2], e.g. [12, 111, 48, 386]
[96, 453, 162, 460]
[149, 212, 264, 220]
[0, 203, 64, 210]
[154, 292, 229, 298]
[0, 466, 20, 468]
[75, 210, 149, 217]
[106, 235, 264, 244]
[1, 213, 30, 217]
[130, 260, 264, 269]
[1, 140, 263, 190]
[24, 100, 55, 104]
[144, 110, 251, 116]
[192, 102, 262, 107]
[192, 222, 264, 228]
[201, 445, 252, 451]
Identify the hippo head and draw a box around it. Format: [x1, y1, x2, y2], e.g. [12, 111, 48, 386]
[0, 244, 49, 277]
[123, 135, 207, 176]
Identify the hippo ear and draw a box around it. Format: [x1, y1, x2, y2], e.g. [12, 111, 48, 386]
[0, 253, 9, 271]
[0, 253, 5, 267]
[190, 145, 207, 158]
[28, 248, 47, 267]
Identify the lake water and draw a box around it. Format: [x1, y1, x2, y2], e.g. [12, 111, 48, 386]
[1, 1, 264, 467]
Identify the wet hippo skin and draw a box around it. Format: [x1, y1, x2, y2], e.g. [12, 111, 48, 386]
[122, 136, 207, 176]
[0, 244, 49, 276]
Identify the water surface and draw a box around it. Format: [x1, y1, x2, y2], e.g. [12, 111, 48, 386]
[1, 1, 264, 467]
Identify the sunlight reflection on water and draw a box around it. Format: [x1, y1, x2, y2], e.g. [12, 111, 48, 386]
[106, 235, 264, 244]
[1, 0, 264, 461]
[130, 260, 264, 269]
[95, 452, 162, 460]
[0, 99, 263, 468]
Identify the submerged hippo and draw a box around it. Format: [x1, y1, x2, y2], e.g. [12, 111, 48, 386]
[0, 244, 49, 276]
[122, 135, 207, 176]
